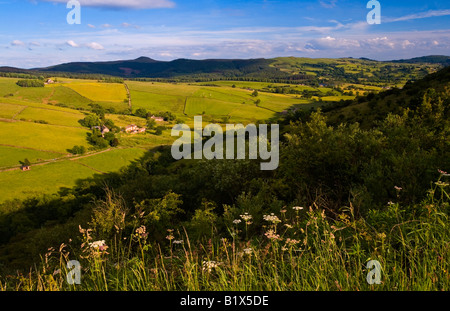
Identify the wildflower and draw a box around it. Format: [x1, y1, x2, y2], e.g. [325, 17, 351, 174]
[264, 229, 280, 240]
[243, 248, 253, 255]
[166, 234, 175, 241]
[173, 240, 184, 244]
[166, 229, 175, 241]
[438, 169, 448, 175]
[239, 213, 253, 226]
[135, 226, 148, 239]
[284, 224, 293, 229]
[387, 201, 395, 205]
[89, 240, 108, 252]
[233, 219, 242, 224]
[394, 186, 402, 191]
[202, 261, 220, 273]
[263, 213, 281, 224]
[435, 181, 449, 187]
[285, 238, 300, 246]
[292, 206, 304, 211]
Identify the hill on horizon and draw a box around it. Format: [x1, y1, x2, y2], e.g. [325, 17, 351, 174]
[0, 55, 448, 83]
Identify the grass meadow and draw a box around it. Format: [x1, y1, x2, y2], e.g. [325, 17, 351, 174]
[0, 146, 61, 168]
[0, 160, 97, 203]
[16, 107, 85, 128]
[129, 90, 186, 116]
[62, 82, 128, 103]
[4, 176, 448, 291]
[73, 148, 146, 173]
[0, 103, 25, 119]
[0, 121, 89, 153]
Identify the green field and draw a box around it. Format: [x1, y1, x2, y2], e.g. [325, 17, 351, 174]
[73, 148, 146, 173]
[0, 103, 25, 119]
[46, 81, 129, 111]
[16, 106, 85, 127]
[128, 81, 305, 122]
[62, 82, 127, 102]
[0, 121, 88, 153]
[47, 85, 93, 108]
[0, 75, 371, 202]
[129, 90, 185, 115]
[0, 160, 98, 203]
[0, 146, 61, 168]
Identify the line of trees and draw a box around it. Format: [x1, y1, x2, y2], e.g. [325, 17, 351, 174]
[16, 79, 45, 87]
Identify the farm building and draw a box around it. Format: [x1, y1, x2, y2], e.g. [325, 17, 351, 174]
[150, 115, 165, 122]
[101, 126, 110, 135]
[21, 165, 30, 171]
[125, 124, 139, 133]
[125, 124, 146, 134]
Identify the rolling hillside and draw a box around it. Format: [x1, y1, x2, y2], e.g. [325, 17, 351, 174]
[324, 64, 450, 127]
[1, 56, 447, 85]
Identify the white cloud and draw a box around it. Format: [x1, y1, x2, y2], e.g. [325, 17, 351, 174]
[401, 40, 414, 49]
[11, 40, 25, 46]
[305, 36, 360, 50]
[87, 24, 96, 28]
[386, 9, 450, 22]
[120, 22, 140, 29]
[86, 42, 104, 50]
[41, 0, 175, 9]
[66, 40, 79, 47]
[319, 0, 337, 9]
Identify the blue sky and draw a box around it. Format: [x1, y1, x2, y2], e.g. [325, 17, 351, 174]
[0, 0, 449, 68]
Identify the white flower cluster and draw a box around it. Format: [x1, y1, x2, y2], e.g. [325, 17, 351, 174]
[202, 261, 220, 273]
[89, 240, 107, 251]
[243, 248, 253, 255]
[263, 213, 281, 224]
[240, 213, 253, 222]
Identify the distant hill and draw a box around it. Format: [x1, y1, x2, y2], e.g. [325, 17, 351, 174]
[324, 64, 450, 127]
[32, 57, 287, 80]
[389, 55, 450, 65]
[0, 55, 448, 84]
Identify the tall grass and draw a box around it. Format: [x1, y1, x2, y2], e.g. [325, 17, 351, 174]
[1, 175, 449, 291]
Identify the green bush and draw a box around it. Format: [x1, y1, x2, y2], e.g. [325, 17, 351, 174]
[16, 79, 44, 87]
